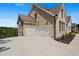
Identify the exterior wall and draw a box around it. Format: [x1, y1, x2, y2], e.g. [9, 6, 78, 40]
[18, 4, 71, 39]
[29, 10, 48, 26]
[55, 9, 67, 38]
[28, 9, 54, 37]
[66, 21, 71, 33]
[18, 21, 23, 36]
[18, 9, 54, 37]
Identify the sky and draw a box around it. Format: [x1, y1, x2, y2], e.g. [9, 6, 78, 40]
[0, 3, 79, 27]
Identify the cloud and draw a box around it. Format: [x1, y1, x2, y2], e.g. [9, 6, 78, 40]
[14, 3, 25, 7]
[0, 19, 17, 27]
[14, 3, 28, 11]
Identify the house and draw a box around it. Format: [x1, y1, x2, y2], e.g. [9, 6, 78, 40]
[72, 23, 79, 31]
[17, 4, 71, 39]
[72, 23, 77, 30]
[76, 24, 79, 30]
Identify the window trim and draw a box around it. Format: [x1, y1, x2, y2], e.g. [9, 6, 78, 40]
[59, 21, 65, 32]
[35, 13, 37, 19]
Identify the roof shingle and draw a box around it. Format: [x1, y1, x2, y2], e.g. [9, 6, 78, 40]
[19, 14, 35, 22]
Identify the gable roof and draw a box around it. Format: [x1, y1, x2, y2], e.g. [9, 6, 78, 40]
[32, 4, 55, 16]
[49, 4, 63, 15]
[32, 4, 64, 15]
[19, 14, 35, 22]
[17, 14, 35, 24]
[17, 4, 71, 25]
[31, 4, 65, 17]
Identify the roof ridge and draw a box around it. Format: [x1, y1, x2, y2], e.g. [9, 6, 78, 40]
[50, 4, 62, 10]
[33, 4, 55, 16]
[49, 4, 64, 15]
[32, 4, 50, 11]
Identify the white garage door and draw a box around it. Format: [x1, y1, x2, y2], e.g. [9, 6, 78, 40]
[24, 25, 54, 37]
[25, 27, 36, 36]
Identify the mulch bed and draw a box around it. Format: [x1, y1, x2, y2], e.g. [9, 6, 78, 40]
[55, 34, 76, 44]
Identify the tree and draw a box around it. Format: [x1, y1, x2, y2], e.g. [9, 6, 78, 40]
[0, 27, 18, 38]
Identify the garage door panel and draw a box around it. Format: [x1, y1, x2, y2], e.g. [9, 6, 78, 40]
[25, 25, 54, 37]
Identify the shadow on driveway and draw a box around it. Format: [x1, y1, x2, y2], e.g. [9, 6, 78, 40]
[0, 47, 10, 52]
[0, 40, 11, 44]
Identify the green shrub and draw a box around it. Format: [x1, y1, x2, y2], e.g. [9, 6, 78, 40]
[0, 27, 18, 38]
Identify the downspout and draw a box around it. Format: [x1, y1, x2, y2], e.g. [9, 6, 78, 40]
[21, 21, 24, 36]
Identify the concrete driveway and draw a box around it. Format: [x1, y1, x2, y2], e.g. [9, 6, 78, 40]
[0, 34, 79, 56]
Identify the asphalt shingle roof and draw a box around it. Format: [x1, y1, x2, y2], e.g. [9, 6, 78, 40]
[19, 14, 35, 22]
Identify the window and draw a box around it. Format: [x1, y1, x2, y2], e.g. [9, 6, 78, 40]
[61, 9, 63, 18]
[59, 21, 62, 31]
[35, 13, 37, 19]
[59, 21, 65, 32]
[62, 23, 65, 31]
